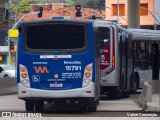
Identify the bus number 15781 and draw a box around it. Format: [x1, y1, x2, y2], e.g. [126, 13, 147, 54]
[65, 66, 82, 71]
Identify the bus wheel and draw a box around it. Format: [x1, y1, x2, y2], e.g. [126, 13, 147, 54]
[35, 100, 44, 112]
[88, 101, 97, 112]
[130, 75, 138, 94]
[79, 106, 88, 112]
[122, 91, 130, 98]
[117, 92, 122, 99]
[96, 98, 99, 105]
[25, 100, 34, 111]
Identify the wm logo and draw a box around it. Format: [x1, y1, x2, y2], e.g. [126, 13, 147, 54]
[33, 66, 49, 73]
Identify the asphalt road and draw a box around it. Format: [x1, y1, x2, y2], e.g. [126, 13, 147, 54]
[1, 91, 160, 118]
[0, 93, 141, 112]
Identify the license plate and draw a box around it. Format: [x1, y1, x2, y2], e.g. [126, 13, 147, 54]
[50, 83, 63, 87]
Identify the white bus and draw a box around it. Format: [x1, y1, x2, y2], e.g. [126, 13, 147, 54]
[100, 23, 134, 98]
[127, 29, 160, 93]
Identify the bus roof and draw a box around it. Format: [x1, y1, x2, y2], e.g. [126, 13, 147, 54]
[19, 19, 92, 25]
[19, 19, 115, 27]
[127, 29, 160, 42]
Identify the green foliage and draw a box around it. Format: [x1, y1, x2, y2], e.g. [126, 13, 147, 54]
[9, 0, 35, 13]
[9, 0, 74, 14]
[18, 0, 35, 13]
[9, 0, 16, 14]
[34, 0, 74, 6]
[33, 0, 55, 3]
[137, 101, 147, 111]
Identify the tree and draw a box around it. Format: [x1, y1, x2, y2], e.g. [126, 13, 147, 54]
[18, 0, 35, 13]
[9, 0, 35, 14]
[9, 0, 74, 14]
[73, 0, 88, 8]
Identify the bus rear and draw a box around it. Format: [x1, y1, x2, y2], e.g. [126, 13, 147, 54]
[17, 20, 100, 112]
[100, 25, 120, 97]
[99, 23, 133, 98]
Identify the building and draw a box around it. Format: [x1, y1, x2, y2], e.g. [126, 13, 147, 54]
[105, 0, 158, 29]
[30, 3, 65, 12]
[0, 0, 9, 64]
[0, 0, 9, 45]
[17, 3, 105, 21]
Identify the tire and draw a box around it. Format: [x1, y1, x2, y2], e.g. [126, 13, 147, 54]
[96, 98, 99, 105]
[79, 106, 88, 112]
[88, 101, 97, 112]
[25, 100, 34, 111]
[122, 73, 130, 98]
[130, 75, 138, 94]
[107, 93, 115, 99]
[120, 74, 125, 99]
[122, 91, 130, 98]
[4, 75, 9, 78]
[116, 92, 122, 99]
[35, 100, 44, 112]
[107, 91, 122, 99]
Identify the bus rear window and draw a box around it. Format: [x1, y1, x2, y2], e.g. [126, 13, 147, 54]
[26, 24, 85, 50]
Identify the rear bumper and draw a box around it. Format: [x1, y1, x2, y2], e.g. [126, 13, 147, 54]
[18, 82, 95, 99]
[101, 76, 118, 86]
[101, 86, 119, 93]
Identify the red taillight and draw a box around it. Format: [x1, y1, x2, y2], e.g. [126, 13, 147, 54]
[85, 73, 91, 78]
[86, 91, 91, 93]
[102, 80, 107, 82]
[21, 91, 26, 93]
[22, 73, 27, 78]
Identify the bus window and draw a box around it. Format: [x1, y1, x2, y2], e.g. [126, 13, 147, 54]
[134, 41, 150, 70]
[98, 27, 110, 45]
[99, 27, 111, 70]
[25, 24, 86, 51]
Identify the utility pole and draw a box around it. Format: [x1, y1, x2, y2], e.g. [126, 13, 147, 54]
[117, 0, 119, 25]
[127, 0, 140, 28]
[14, 0, 19, 25]
[99, 0, 101, 14]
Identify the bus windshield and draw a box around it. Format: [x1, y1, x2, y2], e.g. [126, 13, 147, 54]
[25, 23, 86, 50]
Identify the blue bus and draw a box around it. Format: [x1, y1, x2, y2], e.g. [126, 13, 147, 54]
[17, 19, 103, 112]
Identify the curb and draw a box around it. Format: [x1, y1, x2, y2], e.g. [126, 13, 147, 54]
[147, 102, 160, 112]
[0, 78, 17, 96]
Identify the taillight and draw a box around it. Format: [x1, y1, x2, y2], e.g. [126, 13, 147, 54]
[22, 73, 27, 78]
[82, 63, 93, 87]
[112, 56, 115, 68]
[86, 66, 92, 71]
[20, 67, 26, 72]
[20, 64, 30, 88]
[85, 73, 91, 78]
